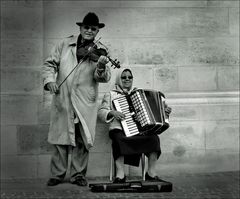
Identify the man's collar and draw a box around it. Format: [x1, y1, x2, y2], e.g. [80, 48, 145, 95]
[68, 35, 78, 46]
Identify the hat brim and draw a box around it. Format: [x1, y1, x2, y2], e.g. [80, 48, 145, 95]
[76, 22, 105, 28]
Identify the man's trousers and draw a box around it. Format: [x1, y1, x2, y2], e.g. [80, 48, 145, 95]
[49, 124, 89, 182]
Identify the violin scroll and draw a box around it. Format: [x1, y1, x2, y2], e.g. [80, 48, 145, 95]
[107, 56, 121, 69]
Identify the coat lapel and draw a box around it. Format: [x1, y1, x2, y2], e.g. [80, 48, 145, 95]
[69, 35, 78, 65]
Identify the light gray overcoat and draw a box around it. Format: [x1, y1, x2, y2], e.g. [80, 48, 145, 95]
[42, 35, 111, 150]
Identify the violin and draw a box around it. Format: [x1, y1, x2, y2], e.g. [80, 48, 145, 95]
[77, 42, 121, 69]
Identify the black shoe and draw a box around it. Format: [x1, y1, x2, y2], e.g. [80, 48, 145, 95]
[47, 178, 62, 186]
[72, 176, 88, 186]
[145, 172, 165, 182]
[113, 176, 126, 183]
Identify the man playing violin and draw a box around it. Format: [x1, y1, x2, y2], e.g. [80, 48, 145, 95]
[42, 12, 111, 186]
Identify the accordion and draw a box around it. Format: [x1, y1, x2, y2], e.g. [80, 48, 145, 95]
[113, 89, 170, 137]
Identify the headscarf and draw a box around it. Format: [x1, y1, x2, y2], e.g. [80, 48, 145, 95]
[113, 67, 134, 95]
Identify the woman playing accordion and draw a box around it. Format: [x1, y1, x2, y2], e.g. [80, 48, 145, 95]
[98, 68, 172, 183]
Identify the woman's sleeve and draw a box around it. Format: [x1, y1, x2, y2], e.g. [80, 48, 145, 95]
[94, 64, 111, 83]
[98, 92, 114, 123]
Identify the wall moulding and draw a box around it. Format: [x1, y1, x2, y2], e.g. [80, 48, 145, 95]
[166, 91, 239, 105]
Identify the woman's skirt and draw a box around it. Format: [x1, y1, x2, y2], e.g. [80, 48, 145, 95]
[109, 129, 161, 167]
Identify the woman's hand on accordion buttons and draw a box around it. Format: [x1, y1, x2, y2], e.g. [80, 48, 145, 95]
[165, 106, 172, 116]
[110, 111, 125, 121]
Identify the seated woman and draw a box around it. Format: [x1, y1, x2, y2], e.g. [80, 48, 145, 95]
[98, 68, 171, 183]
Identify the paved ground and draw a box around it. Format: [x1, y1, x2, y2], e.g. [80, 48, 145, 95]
[1, 171, 239, 199]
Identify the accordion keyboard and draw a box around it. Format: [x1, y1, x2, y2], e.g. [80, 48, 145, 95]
[113, 96, 140, 137]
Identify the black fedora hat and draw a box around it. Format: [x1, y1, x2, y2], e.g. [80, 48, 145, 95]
[76, 12, 105, 28]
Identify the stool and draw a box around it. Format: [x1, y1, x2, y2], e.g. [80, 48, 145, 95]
[109, 149, 146, 181]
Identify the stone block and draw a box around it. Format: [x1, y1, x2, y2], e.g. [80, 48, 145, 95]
[167, 8, 229, 36]
[91, 120, 111, 153]
[38, 93, 51, 125]
[178, 66, 217, 91]
[126, 38, 188, 65]
[153, 67, 178, 92]
[107, 8, 168, 37]
[98, 38, 125, 67]
[1, 95, 39, 125]
[37, 155, 51, 178]
[206, 0, 239, 8]
[38, 90, 54, 123]
[170, 104, 200, 121]
[98, 59, 124, 94]
[44, 7, 168, 38]
[87, 152, 111, 177]
[1, 39, 43, 67]
[1, 3, 43, 39]
[160, 121, 205, 152]
[119, 1, 207, 8]
[229, 8, 239, 36]
[203, 149, 239, 172]
[1, 68, 42, 94]
[217, 66, 239, 91]
[43, 1, 121, 8]
[17, 125, 39, 155]
[1, 155, 37, 179]
[17, 125, 50, 155]
[187, 37, 239, 65]
[156, 149, 239, 174]
[130, 66, 154, 89]
[97, 9, 129, 39]
[39, 126, 53, 154]
[43, 7, 87, 39]
[1, 125, 18, 155]
[199, 104, 239, 121]
[1, 0, 42, 8]
[132, 150, 207, 175]
[205, 120, 239, 150]
[158, 149, 205, 170]
[43, 39, 60, 59]
[98, 79, 113, 94]
[128, 159, 145, 177]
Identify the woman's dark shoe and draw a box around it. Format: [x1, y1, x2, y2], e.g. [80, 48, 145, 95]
[71, 176, 88, 186]
[145, 172, 164, 182]
[47, 178, 62, 186]
[113, 176, 126, 183]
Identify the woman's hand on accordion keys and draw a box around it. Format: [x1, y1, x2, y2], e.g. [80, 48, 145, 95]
[165, 106, 172, 116]
[109, 110, 125, 121]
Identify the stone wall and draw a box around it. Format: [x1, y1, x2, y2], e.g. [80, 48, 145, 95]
[1, 0, 239, 179]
